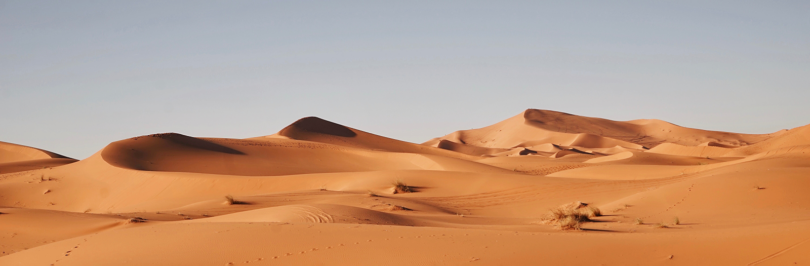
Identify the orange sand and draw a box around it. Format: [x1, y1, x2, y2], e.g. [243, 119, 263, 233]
[1, 109, 808, 265]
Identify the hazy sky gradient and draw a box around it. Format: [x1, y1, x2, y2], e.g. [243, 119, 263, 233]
[2, 1, 809, 159]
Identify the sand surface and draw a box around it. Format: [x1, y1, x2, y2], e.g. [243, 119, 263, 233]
[1, 109, 809, 265]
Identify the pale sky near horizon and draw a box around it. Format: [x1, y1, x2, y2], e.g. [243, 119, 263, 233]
[1, 1, 809, 159]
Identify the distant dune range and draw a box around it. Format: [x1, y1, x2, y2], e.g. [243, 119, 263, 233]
[1, 109, 809, 265]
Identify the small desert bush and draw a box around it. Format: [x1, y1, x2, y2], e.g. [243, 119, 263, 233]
[635, 218, 644, 225]
[673, 217, 680, 225]
[127, 217, 146, 224]
[655, 223, 668, 229]
[549, 207, 589, 222]
[544, 202, 600, 230]
[367, 190, 379, 197]
[387, 204, 411, 211]
[224, 195, 245, 205]
[392, 180, 413, 194]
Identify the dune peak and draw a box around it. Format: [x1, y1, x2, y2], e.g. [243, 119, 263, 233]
[279, 117, 357, 138]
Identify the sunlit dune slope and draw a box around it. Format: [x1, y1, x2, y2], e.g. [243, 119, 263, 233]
[0, 141, 76, 174]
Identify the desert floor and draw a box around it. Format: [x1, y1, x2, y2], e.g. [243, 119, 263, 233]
[2, 109, 809, 265]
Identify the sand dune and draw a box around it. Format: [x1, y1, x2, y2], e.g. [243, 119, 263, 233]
[0, 141, 71, 163]
[2, 110, 809, 265]
[0, 141, 76, 174]
[256, 117, 479, 160]
[101, 132, 507, 176]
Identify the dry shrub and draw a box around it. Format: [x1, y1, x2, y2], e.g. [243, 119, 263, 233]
[127, 217, 147, 224]
[635, 218, 644, 225]
[387, 204, 411, 211]
[544, 201, 601, 230]
[392, 180, 413, 194]
[558, 214, 584, 230]
[224, 195, 245, 205]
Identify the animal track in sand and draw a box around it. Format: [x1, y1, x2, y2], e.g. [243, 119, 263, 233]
[747, 237, 810, 265]
[642, 183, 696, 220]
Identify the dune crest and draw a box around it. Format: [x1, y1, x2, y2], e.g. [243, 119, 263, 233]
[279, 116, 358, 138]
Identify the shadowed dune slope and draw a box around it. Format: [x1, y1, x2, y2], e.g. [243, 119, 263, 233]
[427, 109, 780, 152]
[433, 139, 510, 157]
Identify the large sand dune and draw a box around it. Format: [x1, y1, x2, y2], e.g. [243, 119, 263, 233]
[1, 110, 809, 265]
[427, 109, 779, 151]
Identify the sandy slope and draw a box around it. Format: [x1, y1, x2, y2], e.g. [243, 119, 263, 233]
[1, 111, 809, 265]
[0, 141, 76, 174]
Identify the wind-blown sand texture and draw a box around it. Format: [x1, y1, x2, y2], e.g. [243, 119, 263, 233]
[1, 109, 808, 265]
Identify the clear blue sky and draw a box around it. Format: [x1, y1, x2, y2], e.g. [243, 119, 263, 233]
[1, 1, 808, 159]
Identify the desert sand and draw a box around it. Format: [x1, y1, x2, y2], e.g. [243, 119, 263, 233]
[1, 109, 809, 265]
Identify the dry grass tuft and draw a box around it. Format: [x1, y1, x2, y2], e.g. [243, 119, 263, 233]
[655, 223, 668, 229]
[392, 180, 413, 194]
[635, 218, 644, 225]
[367, 190, 379, 197]
[673, 217, 680, 225]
